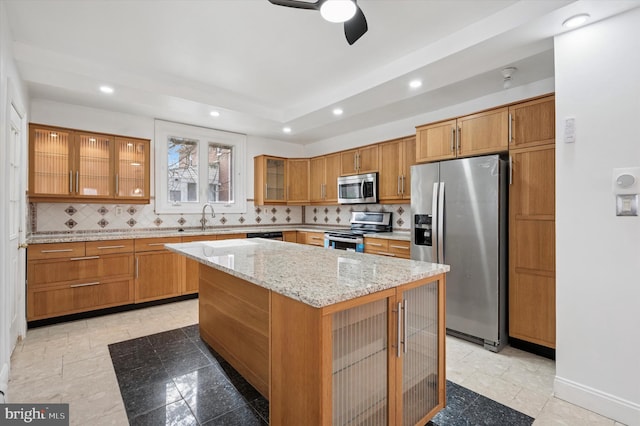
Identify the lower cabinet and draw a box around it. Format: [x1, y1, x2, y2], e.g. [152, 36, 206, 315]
[283, 230, 297, 243]
[297, 230, 325, 246]
[270, 277, 445, 425]
[134, 237, 183, 303]
[364, 237, 411, 259]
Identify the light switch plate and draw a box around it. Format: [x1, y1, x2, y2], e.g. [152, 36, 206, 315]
[616, 194, 638, 216]
[564, 117, 576, 143]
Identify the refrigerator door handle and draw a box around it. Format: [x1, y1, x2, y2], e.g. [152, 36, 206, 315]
[432, 182, 439, 262]
[437, 182, 445, 262]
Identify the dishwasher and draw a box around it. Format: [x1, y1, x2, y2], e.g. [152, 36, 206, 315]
[246, 231, 283, 241]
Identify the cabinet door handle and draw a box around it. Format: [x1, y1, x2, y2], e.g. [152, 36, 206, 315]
[450, 128, 455, 153]
[69, 256, 100, 261]
[69, 170, 73, 194]
[135, 257, 139, 279]
[390, 245, 409, 250]
[397, 176, 401, 195]
[76, 171, 79, 193]
[401, 175, 405, 195]
[508, 113, 513, 144]
[41, 248, 73, 254]
[96, 245, 125, 250]
[509, 155, 513, 185]
[115, 174, 119, 195]
[353, 154, 357, 171]
[403, 299, 408, 354]
[397, 302, 402, 358]
[456, 126, 461, 152]
[70, 281, 100, 288]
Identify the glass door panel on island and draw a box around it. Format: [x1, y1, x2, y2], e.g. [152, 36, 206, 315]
[30, 126, 73, 196]
[116, 137, 149, 199]
[77, 132, 113, 198]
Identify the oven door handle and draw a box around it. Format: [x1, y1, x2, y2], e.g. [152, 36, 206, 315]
[326, 235, 363, 244]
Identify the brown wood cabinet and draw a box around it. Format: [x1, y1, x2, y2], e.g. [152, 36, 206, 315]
[27, 240, 135, 320]
[286, 158, 310, 204]
[310, 153, 341, 204]
[134, 237, 183, 303]
[416, 107, 508, 163]
[297, 231, 325, 247]
[364, 237, 411, 259]
[378, 136, 415, 202]
[340, 144, 379, 175]
[283, 231, 297, 242]
[181, 235, 218, 295]
[28, 124, 150, 204]
[508, 95, 556, 349]
[254, 155, 287, 205]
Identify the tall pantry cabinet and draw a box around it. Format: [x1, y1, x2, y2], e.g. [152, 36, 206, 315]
[508, 95, 556, 350]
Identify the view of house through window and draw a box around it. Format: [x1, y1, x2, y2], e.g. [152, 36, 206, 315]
[167, 138, 234, 204]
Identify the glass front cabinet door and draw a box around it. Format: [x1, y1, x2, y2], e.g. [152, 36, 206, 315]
[115, 137, 150, 201]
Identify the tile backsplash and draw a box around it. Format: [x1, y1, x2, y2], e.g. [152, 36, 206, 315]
[30, 201, 411, 234]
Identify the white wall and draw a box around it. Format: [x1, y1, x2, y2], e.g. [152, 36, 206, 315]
[0, 0, 29, 400]
[554, 9, 640, 425]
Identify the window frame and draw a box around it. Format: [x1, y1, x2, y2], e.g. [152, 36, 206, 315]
[154, 120, 246, 214]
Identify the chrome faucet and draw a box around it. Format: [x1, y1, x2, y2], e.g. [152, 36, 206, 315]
[201, 203, 216, 231]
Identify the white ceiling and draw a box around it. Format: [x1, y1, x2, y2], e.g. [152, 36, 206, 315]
[5, 0, 640, 144]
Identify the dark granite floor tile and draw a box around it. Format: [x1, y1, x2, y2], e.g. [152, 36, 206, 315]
[463, 395, 534, 426]
[182, 324, 200, 340]
[108, 336, 152, 358]
[162, 348, 213, 378]
[147, 328, 189, 347]
[179, 372, 248, 424]
[193, 339, 227, 364]
[129, 399, 198, 426]
[116, 363, 172, 395]
[249, 397, 269, 424]
[111, 347, 163, 375]
[156, 338, 201, 362]
[173, 364, 231, 400]
[218, 361, 262, 403]
[121, 376, 183, 420]
[202, 403, 268, 426]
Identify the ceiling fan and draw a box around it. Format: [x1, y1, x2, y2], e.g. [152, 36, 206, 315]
[267, 0, 368, 45]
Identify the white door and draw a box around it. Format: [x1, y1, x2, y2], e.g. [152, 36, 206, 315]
[8, 100, 26, 347]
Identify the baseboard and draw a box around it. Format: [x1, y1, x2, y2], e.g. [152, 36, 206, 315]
[554, 376, 640, 425]
[0, 362, 8, 403]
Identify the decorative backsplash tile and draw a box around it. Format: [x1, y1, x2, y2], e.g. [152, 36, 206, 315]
[30, 201, 409, 235]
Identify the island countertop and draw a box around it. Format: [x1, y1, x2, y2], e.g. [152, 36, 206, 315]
[166, 238, 449, 308]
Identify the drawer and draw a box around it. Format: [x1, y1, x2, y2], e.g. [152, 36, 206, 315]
[28, 242, 85, 260]
[364, 238, 388, 253]
[134, 237, 182, 252]
[216, 233, 246, 240]
[28, 278, 133, 320]
[182, 235, 218, 243]
[388, 240, 410, 258]
[305, 232, 325, 246]
[28, 253, 134, 287]
[86, 239, 134, 256]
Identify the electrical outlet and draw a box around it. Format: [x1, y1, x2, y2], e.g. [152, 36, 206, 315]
[115, 206, 123, 216]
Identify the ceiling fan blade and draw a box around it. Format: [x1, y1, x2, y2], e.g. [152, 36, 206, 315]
[267, 0, 320, 10]
[344, 4, 367, 45]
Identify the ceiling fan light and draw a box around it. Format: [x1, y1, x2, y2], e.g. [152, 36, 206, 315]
[320, 0, 356, 23]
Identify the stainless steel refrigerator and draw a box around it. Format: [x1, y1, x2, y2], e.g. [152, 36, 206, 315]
[411, 154, 507, 352]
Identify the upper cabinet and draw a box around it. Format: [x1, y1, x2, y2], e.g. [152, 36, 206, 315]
[340, 144, 378, 175]
[416, 107, 509, 163]
[29, 124, 150, 203]
[508, 95, 555, 150]
[115, 137, 150, 200]
[286, 158, 310, 205]
[310, 153, 340, 204]
[254, 155, 287, 205]
[378, 136, 415, 202]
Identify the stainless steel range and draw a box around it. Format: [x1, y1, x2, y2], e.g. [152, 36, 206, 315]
[324, 211, 392, 252]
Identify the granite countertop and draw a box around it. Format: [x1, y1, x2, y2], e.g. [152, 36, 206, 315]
[363, 231, 410, 241]
[166, 238, 448, 308]
[26, 225, 351, 244]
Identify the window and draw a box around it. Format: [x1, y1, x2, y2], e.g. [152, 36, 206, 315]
[155, 120, 246, 214]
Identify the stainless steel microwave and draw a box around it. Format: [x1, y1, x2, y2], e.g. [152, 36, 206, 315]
[337, 173, 378, 204]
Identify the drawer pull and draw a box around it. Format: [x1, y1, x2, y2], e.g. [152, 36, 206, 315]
[146, 243, 167, 246]
[70, 281, 100, 288]
[41, 249, 74, 254]
[367, 243, 383, 247]
[96, 245, 126, 250]
[390, 245, 409, 250]
[310, 236, 322, 240]
[69, 256, 100, 261]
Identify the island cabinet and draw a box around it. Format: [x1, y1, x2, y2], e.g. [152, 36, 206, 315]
[416, 107, 509, 163]
[340, 144, 379, 176]
[28, 124, 150, 204]
[27, 240, 135, 321]
[134, 237, 183, 303]
[378, 136, 415, 202]
[310, 153, 341, 204]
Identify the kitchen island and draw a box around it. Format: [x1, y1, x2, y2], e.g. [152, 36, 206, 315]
[166, 238, 449, 426]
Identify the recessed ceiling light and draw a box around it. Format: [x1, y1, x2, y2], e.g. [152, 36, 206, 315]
[99, 85, 114, 94]
[409, 79, 422, 89]
[563, 13, 590, 28]
[210, 111, 220, 117]
[333, 108, 343, 116]
[283, 127, 292, 134]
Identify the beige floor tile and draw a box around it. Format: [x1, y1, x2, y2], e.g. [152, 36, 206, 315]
[501, 361, 555, 395]
[62, 354, 114, 381]
[459, 370, 523, 406]
[504, 387, 551, 419]
[534, 397, 616, 425]
[68, 389, 125, 426]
